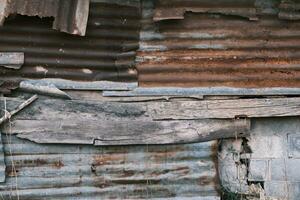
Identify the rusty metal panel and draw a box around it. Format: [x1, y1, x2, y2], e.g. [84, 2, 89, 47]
[0, 0, 90, 36]
[279, 0, 300, 20]
[0, 134, 220, 199]
[153, 0, 258, 21]
[137, 0, 300, 88]
[0, 0, 140, 85]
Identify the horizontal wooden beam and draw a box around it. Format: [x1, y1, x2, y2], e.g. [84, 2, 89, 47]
[3, 97, 300, 120]
[2, 96, 300, 145]
[147, 97, 300, 119]
[3, 119, 250, 145]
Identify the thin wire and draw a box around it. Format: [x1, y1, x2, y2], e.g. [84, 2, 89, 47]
[4, 98, 20, 200]
[146, 143, 149, 199]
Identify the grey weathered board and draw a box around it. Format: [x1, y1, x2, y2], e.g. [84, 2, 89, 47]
[0, 52, 24, 69]
[3, 118, 249, 145]
[1, 97, 300, 145]
[147, 97, 300, 120]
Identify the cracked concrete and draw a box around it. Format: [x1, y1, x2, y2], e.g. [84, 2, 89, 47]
[219, 117, 300, 200]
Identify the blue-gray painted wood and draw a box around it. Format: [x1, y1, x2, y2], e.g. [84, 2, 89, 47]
[20, 79, 138, 91]
[103, 87, 300, 97]
[0, 52, 24, 69]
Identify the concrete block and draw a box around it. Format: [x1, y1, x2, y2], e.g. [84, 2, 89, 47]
[264, 181, 289, 198]
[271, 159, 300, 181]
[248, 135, 286, 159]
[288, 134, 300, 158]
[248, 159, 269, 181]
[265, 181, 300, 200]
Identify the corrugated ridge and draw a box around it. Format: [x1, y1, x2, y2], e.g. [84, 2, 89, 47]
[0, 135, 219, 199]
[0, 1, 140, 82]
[137, 0, 300, 88]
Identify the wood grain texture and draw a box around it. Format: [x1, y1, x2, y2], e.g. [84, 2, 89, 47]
[3, 97, 300, 120]
[2, 96, 300, 145]
[3, 119, 250, 145]
[146, 97, 300, 119]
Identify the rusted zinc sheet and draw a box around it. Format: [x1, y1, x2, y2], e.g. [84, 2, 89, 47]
[0, 134, 220, 199]
[279, 0, 300, 20]
[0, 0, 90, 36]
[153, 0, 258, 21]
[0, 0, 140, 84]
[137, 0, 300, 88]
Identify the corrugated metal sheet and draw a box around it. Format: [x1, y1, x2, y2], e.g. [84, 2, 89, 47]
[0, 135, 5, 183]
[137, 0, 300, 88]
[0, 0, 90, 36]
[0, 0, 140, 83]
[0, 134, 220, 199]
[279, 0, 300, 20]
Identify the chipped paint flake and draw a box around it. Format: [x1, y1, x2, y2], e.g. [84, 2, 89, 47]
[82, 68, 93, 74]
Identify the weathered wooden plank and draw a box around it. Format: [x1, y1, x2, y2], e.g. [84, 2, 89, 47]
[103, 87, 300, 96]
[2, 119, 250, 145]
[147, 97, 300, 119]
[2, 97, 300, 121]
[20, 79, 138, 91]
[68, 90, 202, 102]
[0, 52, 24, 69]
[0, 97, 150, 121]
[3, 96, 300, 145]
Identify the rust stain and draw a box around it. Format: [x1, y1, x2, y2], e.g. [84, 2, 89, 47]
[153, 0, 258, 21]
[53, 160, 64, 169]
[151, 166, 190, 177]
[6, 167, 19, 177]
[151, 151, 178, 163]
[118, 169, 135, 178]
[198, 176, 215, 186]
[211, 141, 221, 195]
[138, 2, 300, 88]
[92, 154, 126, 166]
[6, 158, 64, 171]
[149, 146, 185, 163]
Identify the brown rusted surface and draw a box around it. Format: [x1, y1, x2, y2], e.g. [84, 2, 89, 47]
[138, 0, 300, 88]
[0, 0, 90, 36]
[279, 0, 300, 20]
[211, 140, 221, 196]
[0, 1, 140, 84]
[153, 0, 258, 21]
